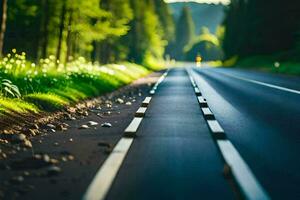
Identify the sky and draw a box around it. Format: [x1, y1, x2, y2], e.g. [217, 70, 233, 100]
[164, 0, 230, 5]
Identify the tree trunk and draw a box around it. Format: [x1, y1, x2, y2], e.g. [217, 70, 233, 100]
[0, 0, 8, 57]
[56, 0, 67, 62]
[65, 8, 73, 64]
[41, 0, 50, 59]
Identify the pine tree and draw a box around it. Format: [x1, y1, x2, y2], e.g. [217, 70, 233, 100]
[174, 6, 195, 60]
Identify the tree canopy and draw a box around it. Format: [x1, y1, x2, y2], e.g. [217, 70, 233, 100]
[171, 6, 195, 60]
[222, 0, 300, 61]
[0, 0, 174, 65]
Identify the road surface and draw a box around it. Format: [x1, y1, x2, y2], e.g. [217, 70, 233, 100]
[191, 67, 300, 199]
[96, 66, 300, 200]
[106, 68, 235, 200]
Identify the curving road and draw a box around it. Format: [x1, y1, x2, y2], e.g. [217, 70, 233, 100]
[191, 66, 300, 199]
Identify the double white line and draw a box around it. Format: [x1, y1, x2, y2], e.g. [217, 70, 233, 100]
[83, 69, 169, 200]
[187, 68, 270, 200]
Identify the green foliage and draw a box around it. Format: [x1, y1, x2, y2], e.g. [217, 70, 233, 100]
[236, 56, 300, 76]
[0, 49, 151, 115]
[222, 0, 300, 61]
[3, 0, 170, 65]
[153, 0, 175, 42]
[0, 79, 21, 98]
[0, 0, 171, 119]
[0, 98, 39, 114]
[123, 0, 167, 64]
[169, 2, 225, 35]
[172, 6, 195, 60]
[25, 93, 68, 111]
[184, 27, 223, 61]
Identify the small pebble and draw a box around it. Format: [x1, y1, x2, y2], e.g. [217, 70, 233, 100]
[50, 129, 56, 133]
[47, 166, 62, 176]
[23, 171, 30, 176]
[68, 155, 75, 161]
[79, 125, 89, 129]
[53, 142, 59, 146]
[22, 140, 32, 148]
[101, 123, 112, 128]
[61, 156, 67, 162]
[116, 98, 124, 104]
[87, 121, 98, 126]
[12, 134, 26, 143]
[47, 124, 56, 129]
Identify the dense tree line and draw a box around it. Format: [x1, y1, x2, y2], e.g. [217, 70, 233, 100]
[0, 0, 174, 64]
[222, 0, 300, 60]
[170, 5, 223, 62]
[170, 6, 195, 60]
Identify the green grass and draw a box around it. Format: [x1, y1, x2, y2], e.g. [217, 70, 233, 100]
[232, 55, 300, 76]
[0, 98, 39, 114]
[24, 93, 69, 111]
[0, 50, 156, 118]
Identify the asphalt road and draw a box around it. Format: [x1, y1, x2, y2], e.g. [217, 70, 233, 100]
[191, 67, 300, 199]
[106, 68, 235, 200]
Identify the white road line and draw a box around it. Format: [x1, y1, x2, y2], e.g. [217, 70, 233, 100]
[219, 71, 300, 95]
[151, 71, 168, 94]
[207, 120, 224, 133]
[157, 76, 165, 84]
[202, 107, 213, 115]
[83, 70, 170, 200]
[194, 87, 201, 95]
[217, 140, 270, 200]
[135, 107, 147, 117]
[188, 68, 270, 199]
[82, 138, 134, 200]
[149, 90, 155, 95]
[124, 117, 143, 134]
[197, 96, 207, 107]
[189, 77, 196, 87]
[142, 97, 152, 106]
[201, 108, 214, 119]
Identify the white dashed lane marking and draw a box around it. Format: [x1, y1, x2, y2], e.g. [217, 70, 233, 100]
[187, 68, 270, 200]
[83, 69, 170, 200]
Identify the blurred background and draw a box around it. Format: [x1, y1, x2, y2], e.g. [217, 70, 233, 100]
[1, 0, 300, 73]
[0, 0, 300, 117]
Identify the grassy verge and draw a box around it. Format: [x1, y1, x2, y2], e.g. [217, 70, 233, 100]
[229, 56, 300, 76]
[0, 50, 161, 122]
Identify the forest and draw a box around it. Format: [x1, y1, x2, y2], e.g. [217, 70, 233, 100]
[1, 0, 174, 64]
[170, 0, 300, 74]
[0, 0, 300, 121]
[0, 0, 174, 121]
[222, 0, 300, 74]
